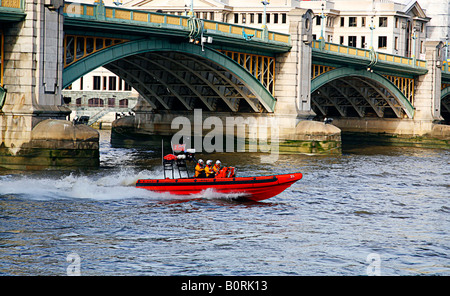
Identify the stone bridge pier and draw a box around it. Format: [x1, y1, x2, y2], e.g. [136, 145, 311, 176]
[0, 0, 98, 170]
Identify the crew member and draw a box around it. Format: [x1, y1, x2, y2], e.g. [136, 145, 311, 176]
[205, 160, 215, 178]
[213, 160, 221, 175]
[195, 159, 206, 178]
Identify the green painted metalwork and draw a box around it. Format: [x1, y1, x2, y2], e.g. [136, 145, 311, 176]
[62, 38, 276, 112]
[0, 86, 5, 109]
[0, 0, 25, 21]
[311, 67, 415, 118]
[62, 2, 291, 54]
[441, 87, 450, 99]
[443, 61, 450, 83]
[312, 40, 428, 76]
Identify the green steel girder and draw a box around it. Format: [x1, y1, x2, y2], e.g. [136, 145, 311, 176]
[311, 67, 415, 118]
[442, 87, 450, 100]
[0, 0, 26, 22]
[0, 86, 5, 110]
[62, 38, 276, 112]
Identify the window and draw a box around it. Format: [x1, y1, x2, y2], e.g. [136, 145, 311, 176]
[312, 34, 317, 40]
[93, 76, 101, 90]
[257, 13, 262, 24]
[88, 98, 104, 107]
[124, 82, 132, 91]
[118, 78, 122, 91]
[274, 13, 278, 24]
[108, 98, 115, 107]
[79, 77, 84, 90]
[420, 41, 424, 53]
[210, 12, 214, 21]
[234, 13, 239, 23]
[349, 17, 357, 27]
[379, 17, 387, 27]
[395, 17, 399, 28]
[327, 17, 333, 27]
[241, 13, 246, 24]
[316, 16, 321, 26]
[420, 22, 424, 33]
[395, 37, 399, 50]
[266, 13, 270, 23]
[361, 17, 366, 27]
[378, 36, 387, 48]
[109, 76, 116, 91]
[119, 99, 129, 108]
[249, 13, 254, 24]
[339, 36, 344, 45]
[340, 17, 345, 27]
[102, 76, 107, 90]
[348, 36, 357, 47]
[361, 36, 366, 48]
[76, 98, 82, 106]
[281, 13, 287, 24]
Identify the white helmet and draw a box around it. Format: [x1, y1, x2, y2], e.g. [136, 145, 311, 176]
[206, 160, 213, 166]
[216, 160, 221, 165]
[198, 159, 204, 164]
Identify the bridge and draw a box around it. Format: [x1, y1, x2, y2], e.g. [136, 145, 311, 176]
[0, 0, 449, 169]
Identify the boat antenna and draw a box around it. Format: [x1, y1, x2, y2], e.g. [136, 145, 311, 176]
[162, 138, 165, 179]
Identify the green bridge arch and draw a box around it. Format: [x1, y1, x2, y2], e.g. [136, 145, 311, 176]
[311, 67, 415, 118]
[441, 86, 450, 99]
[63, 38, 276, 112]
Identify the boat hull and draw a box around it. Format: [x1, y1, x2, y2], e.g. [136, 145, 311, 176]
[136, 172, 302, 201]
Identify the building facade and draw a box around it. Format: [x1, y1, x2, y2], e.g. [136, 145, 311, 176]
[414, 0, 449, 60]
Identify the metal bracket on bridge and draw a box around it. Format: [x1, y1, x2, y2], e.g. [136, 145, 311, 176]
[242, 28, 254, 41]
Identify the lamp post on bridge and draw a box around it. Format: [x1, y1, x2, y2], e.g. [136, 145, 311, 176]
[411, 27, 417, 66]
[445, 34, 449, 63]
[189, 0, 194, 17]
[319, 3, 326, 50]
[261, 0, 270, 41]
[369, 15, 375, 51]
[367, 15, 377, 71]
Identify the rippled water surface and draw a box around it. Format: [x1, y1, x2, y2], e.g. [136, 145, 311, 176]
[0, 130, 449, 275]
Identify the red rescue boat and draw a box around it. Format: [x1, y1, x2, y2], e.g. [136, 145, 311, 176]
[136, 172, 302, 202]
[135, 142, 303, 201]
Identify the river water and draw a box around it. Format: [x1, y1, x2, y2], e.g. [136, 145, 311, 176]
[0, 130, 449, 276]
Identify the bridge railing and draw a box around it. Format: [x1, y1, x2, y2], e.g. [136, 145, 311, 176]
[443, 60, 450, 75]
[63, 2, 290, 47]
[312, 40, 427, 69]
[0, 0, 24, 9]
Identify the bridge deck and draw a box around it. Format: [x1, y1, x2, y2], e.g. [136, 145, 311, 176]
[62, 2, 291, 54]
[312, 40, 428, 76]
